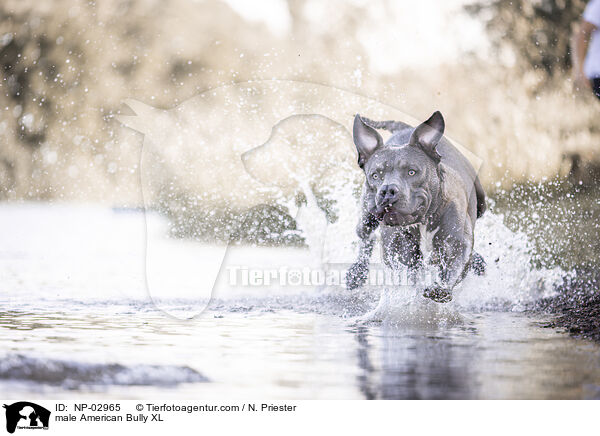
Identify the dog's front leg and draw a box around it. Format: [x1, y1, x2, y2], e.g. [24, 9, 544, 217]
[346, 212, 379, 290]
[423, 222, 473, 303]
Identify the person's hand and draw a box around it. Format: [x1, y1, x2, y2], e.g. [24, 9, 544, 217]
[573, 71, 592, 93]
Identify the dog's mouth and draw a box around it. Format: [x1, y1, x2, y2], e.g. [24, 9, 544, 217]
[376, 199, 427, 226]
[381, 208, 419, 226]
[371, 196, 429, 226]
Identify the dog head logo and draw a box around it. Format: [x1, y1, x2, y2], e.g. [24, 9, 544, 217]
[3, 402, 50, 434]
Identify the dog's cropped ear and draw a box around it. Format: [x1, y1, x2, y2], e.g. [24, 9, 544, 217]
[353, 114, 383, 169]
[409, 111, 444, 163]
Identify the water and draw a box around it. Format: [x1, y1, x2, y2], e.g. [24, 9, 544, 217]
[1, 203, 600, 399]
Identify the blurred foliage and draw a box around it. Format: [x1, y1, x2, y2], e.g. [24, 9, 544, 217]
[0, 0, 372, 202]
[159, 186, 305, 246]
[466, 0, 587, 76]
[491, 179, 600, 271]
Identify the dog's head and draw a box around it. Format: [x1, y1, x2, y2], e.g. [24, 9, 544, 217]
[353, 111, 445, 226]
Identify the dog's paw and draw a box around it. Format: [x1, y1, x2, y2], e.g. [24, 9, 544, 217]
[423, 286, 452, 303]
[346, 262, 369, 290]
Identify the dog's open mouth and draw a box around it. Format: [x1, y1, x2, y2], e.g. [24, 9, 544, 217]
[371, 204, 421, 226]
[382, 210, 418, 226]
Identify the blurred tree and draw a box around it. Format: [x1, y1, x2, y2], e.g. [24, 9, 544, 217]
[466, 0, 587, 76]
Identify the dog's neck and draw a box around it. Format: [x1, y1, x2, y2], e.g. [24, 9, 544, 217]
[422, 165, 446, 229]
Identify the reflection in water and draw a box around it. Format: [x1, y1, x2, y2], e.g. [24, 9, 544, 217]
[355, 326, 376, 400]
[351, 314, 600, 400]
[353, 324, 477, 399]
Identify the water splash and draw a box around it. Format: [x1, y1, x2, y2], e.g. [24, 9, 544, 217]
[455, 212, 564, 311]
[291, 175, 566, 325]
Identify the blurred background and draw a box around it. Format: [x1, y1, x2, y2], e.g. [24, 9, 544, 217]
[1, 0, 600, 267]
[1, 0, 599, 200]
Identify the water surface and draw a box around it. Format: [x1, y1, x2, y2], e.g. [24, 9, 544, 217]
[1, 204, 599, 399]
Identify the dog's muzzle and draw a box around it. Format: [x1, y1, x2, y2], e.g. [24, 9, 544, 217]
[376, 184, 400, 209]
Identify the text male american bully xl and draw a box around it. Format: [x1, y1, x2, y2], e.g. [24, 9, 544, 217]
[346, 111, 486, 303]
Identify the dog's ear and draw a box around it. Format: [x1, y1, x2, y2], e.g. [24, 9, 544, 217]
[353, 114, 383, 169]
[409, 111, 444, 163]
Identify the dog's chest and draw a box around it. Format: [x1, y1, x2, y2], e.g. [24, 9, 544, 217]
[418, 224, 438, 260]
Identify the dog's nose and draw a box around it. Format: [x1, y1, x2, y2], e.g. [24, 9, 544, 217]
[377, 184, 400, 207]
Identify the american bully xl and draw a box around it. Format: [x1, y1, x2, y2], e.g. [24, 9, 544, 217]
[346, 111, 486, 302]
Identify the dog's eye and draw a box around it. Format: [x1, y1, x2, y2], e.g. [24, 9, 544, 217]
[372, 173, 379, 180]
[408, 170, 416, 176]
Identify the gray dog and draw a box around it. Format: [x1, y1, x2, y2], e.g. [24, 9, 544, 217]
[346, 111, 486, 303]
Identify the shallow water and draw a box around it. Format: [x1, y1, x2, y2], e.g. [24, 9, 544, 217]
[3, 308, 600, 400]
[1, 204, 600, 399]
